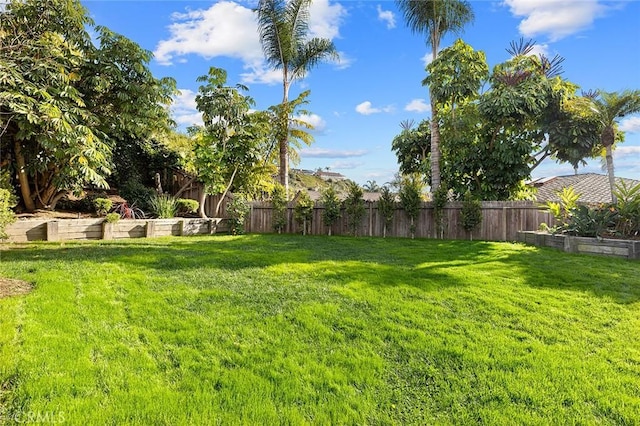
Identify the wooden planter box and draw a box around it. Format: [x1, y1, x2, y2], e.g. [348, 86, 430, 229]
[517, 231, 640, 260]
[5, 218, 229, 242]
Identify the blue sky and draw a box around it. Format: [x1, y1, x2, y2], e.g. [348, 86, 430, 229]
[83, 0, 640, 186]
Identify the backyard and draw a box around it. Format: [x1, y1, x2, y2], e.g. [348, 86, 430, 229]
[0, 235, 638, 424]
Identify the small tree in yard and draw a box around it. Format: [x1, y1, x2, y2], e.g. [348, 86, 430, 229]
[399, 175, 423, 239]
[432, 185, 448, 239]
[460, 191, 482, 240]
[271, 183, 288, 234]
[321, 186, 341, 236]
[378, 186, 396, 238]
[294, 192, 314, 235]
[227, 194, 251, 235]
[344, 182, 366, 236]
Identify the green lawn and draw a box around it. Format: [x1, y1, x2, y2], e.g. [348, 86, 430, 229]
[1, 235, 639, 424]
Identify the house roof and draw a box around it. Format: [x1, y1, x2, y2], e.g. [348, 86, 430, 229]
[532, 173, 640, 204]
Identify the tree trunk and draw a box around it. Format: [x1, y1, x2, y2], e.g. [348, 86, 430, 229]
[174, 176, 196, 198]
[215, 166, 238, 217]
[429, 41, 441, 193]
[14, 140, 35, 211]
[279, 76, 290, 196]
[602, 126, 617, 204]
[198, 187, 208, 218]
[605, 143, 616, 204]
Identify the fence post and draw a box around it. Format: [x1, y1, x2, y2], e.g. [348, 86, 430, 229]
[145, 221, 156, 238]
[46, 221, 59, 242]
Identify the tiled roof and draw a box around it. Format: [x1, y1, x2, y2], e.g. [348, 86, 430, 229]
[532, 173, 640, 204]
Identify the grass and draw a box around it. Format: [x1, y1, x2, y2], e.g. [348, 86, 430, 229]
[0, 234, 639, 424]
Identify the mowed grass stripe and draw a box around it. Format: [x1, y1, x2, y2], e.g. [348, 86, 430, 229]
[0, 235, 638, 424]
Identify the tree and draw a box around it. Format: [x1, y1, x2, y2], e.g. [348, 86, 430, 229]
[396, 0, 474, 192]
[391, 119, 431, 179]
[0, 0, 175, 211]
[192, 67, 273, 217]
[377, 186, 396, 238]
[589, 90, 640, 203]
[320, 186, 341, 236]
[460, 191, 482, 240]
[399, 175, 423, 239]
[294, 191, 314, 235]
[271, 183, 288, 233]
[363, 180, 381, 192]
[256, 0, 338, 195]
[344, 181, 365, 236]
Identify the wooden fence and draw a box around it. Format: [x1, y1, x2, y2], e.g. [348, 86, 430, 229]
[246, 201, 555, 241]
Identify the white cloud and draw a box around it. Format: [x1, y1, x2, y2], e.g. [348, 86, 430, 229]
[301, 148, 368, 158]
[619, 116, 640, 133]
[376, 5, 396, 29]
[330, 160, 365, 170]
[422, 52, 433, 67]
[355, 101, 394, 115]
[529, 43, 550, 57]
[614, 145, 640, 156]
[240, 66, 283, 85]
[503, 0, 604, 41]
[172, 89, 202, 127]
[296, 113, 327, 133]
[308, 0, 347, 39]
[154, 1, 262, 66]
[332, 51, 354, 70]
[404, 99, 431, 113]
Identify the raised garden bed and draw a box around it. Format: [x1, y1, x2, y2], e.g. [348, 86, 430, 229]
[4, 218, 229, 243]
[517, 231, 640, 260]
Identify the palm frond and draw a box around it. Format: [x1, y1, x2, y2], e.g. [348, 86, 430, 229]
[256, 0, 288, 71]
[291, 38, 338, 81]
[396, 0, 474, 46]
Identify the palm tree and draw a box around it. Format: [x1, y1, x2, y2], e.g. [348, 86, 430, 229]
[256, 0, 338, 195]
[590, 90, 640, 203]
[396, 0, 474, 192]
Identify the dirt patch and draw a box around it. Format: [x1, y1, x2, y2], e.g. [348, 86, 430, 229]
[0, 278, 33, 299]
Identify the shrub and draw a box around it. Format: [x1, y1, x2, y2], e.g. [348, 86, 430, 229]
[119, 180, 155, 212]
[271, 184, 288, 234]
[93, 198, 113, 216]
[564, 205, 617, 238]
[432, 184, 448, 239]
[105, 213, 121, 223]
[113, 202, 145, 219]
[613, 181, 640, 238]
[227, 194, 250, 235]
[294, 192, 314, 235]
[460, 191, 483, 240]
[344, 182, 365, 236]
[149, 194, 177, 218]
[176, 198, 199, 216]
[321, 186, 341, 236]
[399, 175, 423, 239]
[378, 186, 396, 238]
[544, 186, 581, 231]
[0, 188, 17, 240]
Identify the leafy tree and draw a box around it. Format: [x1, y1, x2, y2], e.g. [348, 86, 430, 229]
[392, 119, 431, 179]
[0, 0, 175, 211]
[256, 0, 338, 195]
[294, 191, 314, 235]
[396, 0, 474, 193]
[192, 67, 273, 217]
[588, 90, 640, 203]
[377, 186, 396, 238]
[344, 182, 366, 236]
[399, 175, 423, 239]
[320, 186, 341, 236]
[431, 184, 448, 239]
[227, 194, 251, 235]
[271, 183, 288, 233]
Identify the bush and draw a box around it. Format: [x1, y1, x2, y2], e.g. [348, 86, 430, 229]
[399, 176, 423, 239]
[227, 194, 250, 235]
[460, 192, 483, 240]
[104, 213, 120, 223]
[176, 198, 199, 216]
[564, 205, 617, 238]
[113, 202, 145, 219]
[344, 182, 365, 236]
[613, 181, 640, 238]
[0, 188, 17, 240]
[149, 194, 177, 218]
[119, 180, 155, 212]
[271, 184, 288, 234]
[93, 198, 113, 216]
